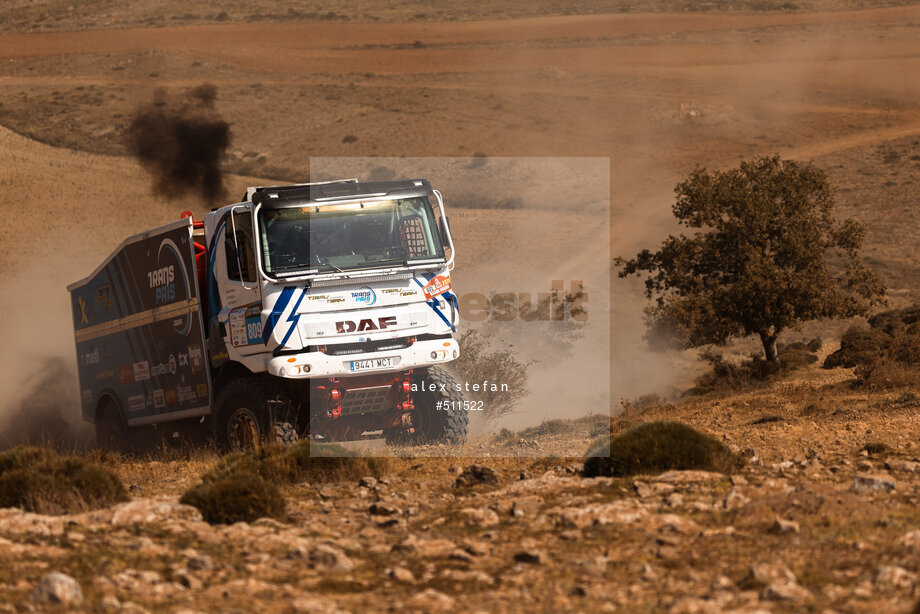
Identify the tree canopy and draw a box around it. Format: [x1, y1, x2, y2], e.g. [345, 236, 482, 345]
[616, 155, 886, 362]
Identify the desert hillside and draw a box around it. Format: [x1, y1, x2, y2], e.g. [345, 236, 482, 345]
[3, 2, 920, 612]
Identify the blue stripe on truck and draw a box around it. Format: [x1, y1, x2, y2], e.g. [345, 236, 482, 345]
[262, 286, 296, 344]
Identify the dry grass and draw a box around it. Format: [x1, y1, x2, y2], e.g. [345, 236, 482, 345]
[583, 421, 740, 478]
[205, 441, 394, 485]
[0, 446, 129, 514]
[180, 473, 286, 524]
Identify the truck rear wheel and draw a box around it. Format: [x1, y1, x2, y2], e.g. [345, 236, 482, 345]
[95, 398, 134, 454]
[214, 378, 299, 452]
[396, 366, 468, 445]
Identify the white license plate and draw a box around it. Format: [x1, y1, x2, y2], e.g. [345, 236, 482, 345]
[349, 357, 394, 372]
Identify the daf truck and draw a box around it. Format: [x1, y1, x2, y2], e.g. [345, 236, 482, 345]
[69, 179, 468, 451]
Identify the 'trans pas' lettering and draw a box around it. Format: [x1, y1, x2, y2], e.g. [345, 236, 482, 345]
[412, 380, 508, 393]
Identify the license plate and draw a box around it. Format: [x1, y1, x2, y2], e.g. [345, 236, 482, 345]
[349, 357, 394, 372]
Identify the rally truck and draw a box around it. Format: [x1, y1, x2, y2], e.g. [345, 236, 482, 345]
[69, 178, 468, 451]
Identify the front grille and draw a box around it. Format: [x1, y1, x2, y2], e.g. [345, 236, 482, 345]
[322, 337, 414, 356]
[341, 385, 392, 414]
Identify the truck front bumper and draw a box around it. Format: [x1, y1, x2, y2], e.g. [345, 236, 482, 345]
[266, 337, 459, 379]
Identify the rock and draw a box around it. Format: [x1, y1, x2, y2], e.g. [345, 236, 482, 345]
[173, 570, 203, 590]
[559, 529, 582, 541]
[557, 500, 648, 529]
[769, 518, 800, 535]
[289, 597, 349, 614]
[898, 530, 920, 548]
[290, 545, 354, 572]
[749, 562, 797, 586]
[440, 569, 494, 585]
[853, 473, 896, 493]
[748, 563, 811, 603]
[760, 581, 813, 602]
[723, 489, 749, 511]
[30, 572, 83, 606]
[455, 464, 499, 488]
[448, 549, 475, 563]
[388, 567, 415, 583]
[368, 502, 401, 516]
[460, 507, 499, 527]
[511, 497, 541, 518]
[100, 594, 121, 612]
[118, 603, 152, 614]
[392, 536, 456, 557]
[665, 493, 684, 507]
[634, 481, 653, 498]
[875, 565, 916, 590]
[187, 554, 213, 571]
[655, 470, 726, 484]
[358, 477, 378, 488]
[513, 549, 547, 565]
[884, 459, 920, 474]
[408, 588, 455, 610]
[110, 499, 202, 526]
[669, 597, 722, 613]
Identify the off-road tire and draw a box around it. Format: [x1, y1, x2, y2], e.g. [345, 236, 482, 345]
[214, 378, 299, 452]
[407, 366, 469, 444]
[95, 398, 135, 454]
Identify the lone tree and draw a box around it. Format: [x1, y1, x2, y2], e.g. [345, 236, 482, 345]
[616, 155, 886, 363]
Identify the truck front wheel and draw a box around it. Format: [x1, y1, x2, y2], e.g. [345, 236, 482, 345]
[406, 366, 469, 444]
[214, 378, 299, 452]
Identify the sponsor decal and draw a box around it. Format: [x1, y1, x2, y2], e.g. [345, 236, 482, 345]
[381, 289, 402, 295]
[400, 290, 417, 297]
[229, 304, 264, 347]
[95, 369, 113, 380]
[148, 264, 176, 304]
[81, 389, 93, 408]
[153, 389, 166, 409]
[308, 294, 330, 301]
[327, 297, 345, 304]
[165, 389, 177, 404]
[422, 275, 452, 300]
[133, 361, 150, 381]
[177, 385, 196, 403]
[149, 355, 177, 377]
[96, 285, 114, 315]
[118, 365, 133, 384]
[80, 348, 101, 367]
[351, 286, 376, 305]
[76, 295, 90, 324]
[212, 351, 229, 362]
[128, 395, 146, 412]
[196, 383, 208, 397]
[336, 315, 397, 334]
[188, 344, 204, 370]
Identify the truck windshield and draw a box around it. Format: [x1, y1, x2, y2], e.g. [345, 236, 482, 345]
[258, 197, 445, 275]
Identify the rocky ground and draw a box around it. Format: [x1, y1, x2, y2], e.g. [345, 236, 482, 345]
[4, 361, 920, 613]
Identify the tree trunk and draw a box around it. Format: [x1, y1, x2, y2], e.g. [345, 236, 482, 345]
[760, 331, 779, 363]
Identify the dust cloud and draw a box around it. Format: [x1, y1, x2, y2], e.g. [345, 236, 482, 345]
[126, 84, 232, 205]
[0, 243, 99, 450]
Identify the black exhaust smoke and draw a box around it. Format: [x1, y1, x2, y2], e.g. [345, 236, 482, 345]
[127, 84, 231, 205]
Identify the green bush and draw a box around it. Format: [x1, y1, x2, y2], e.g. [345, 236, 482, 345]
[206, 440, 391, 485]
[180, 473, 286, 525]
[823, 326, 888, 369]
[583, 421, 739, 478]
[0, 446, 128, 514]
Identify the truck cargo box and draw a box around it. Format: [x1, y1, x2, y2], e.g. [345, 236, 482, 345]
[68, 218, 211, 427]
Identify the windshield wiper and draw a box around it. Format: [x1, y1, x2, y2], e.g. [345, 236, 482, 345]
[318, 258, 345, 273]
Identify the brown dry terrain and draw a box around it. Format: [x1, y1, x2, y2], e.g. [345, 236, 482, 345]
[3, 1, 920, 612]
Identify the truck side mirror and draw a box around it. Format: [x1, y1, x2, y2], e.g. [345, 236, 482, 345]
[439, 216, 451, 246]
